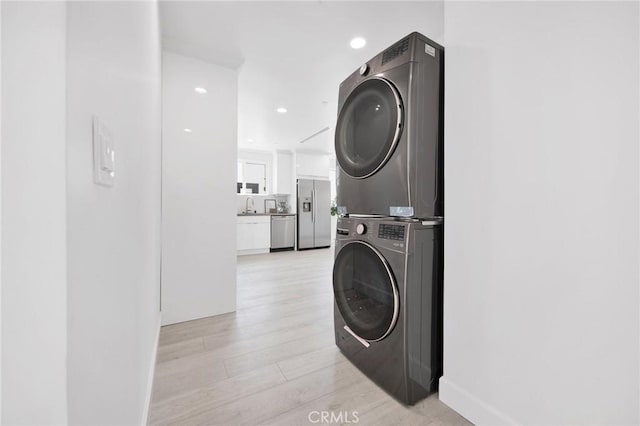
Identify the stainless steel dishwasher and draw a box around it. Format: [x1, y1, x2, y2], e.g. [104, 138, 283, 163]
[270, 215, 295, 251]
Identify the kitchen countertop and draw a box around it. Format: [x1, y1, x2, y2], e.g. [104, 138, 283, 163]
[237, 213, 296, 217]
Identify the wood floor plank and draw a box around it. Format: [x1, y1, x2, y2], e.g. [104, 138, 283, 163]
[164, 308, 327, 350]
[160, 300, 331, 346]
[276, 344, 347, 381]
[223, 329, 336, 377]
[255, 376, 386, 426]
[152, 358, 228, 404]
[156, 337, 205, 363]
[354, 393, 472, 426]
[175, 361, 367, 426]
[201, 322, 327, 359]
[149, 364, 287, 425]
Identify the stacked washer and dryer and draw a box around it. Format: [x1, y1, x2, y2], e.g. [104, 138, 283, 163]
[332, 32, 444, 405]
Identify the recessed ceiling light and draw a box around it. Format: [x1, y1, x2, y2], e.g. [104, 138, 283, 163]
[276, 107, 288, 113]
[247, 138, 254, 143]
[350, 37, 366, 49]
[194, 87, 207, 94]
[183, 128, 192, 133]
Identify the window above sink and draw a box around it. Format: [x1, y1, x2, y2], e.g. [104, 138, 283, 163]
[237, 150, 273, 195]
[237, 160, 267, 194]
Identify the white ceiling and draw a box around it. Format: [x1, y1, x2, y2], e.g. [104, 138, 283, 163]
[160, 1, 444, 155]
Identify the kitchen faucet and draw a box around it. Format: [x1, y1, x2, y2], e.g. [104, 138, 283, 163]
[245, 196, 255, 214]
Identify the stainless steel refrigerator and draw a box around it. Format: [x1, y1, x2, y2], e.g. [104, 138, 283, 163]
[297, 179, 331, 250]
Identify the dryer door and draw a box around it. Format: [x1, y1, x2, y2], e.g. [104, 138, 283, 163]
[333, 241, 399, 342]
[335, 77, 404, 179]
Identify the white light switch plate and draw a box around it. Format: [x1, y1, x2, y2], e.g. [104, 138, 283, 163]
[92, 116, 115, 187]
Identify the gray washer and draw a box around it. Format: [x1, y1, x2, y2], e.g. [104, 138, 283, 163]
[332, 216, 443, 405]
[335, 32, 444, 220]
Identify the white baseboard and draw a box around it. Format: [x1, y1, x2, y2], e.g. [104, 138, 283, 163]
[439, 376, 519, 426]
[141, 314, 161, 425]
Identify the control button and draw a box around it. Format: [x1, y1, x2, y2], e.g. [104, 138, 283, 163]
[356, 223, 367, 235]
[359, 64, 369, 76]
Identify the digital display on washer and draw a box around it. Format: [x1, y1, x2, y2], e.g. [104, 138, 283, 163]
[378, 224, 405, 241]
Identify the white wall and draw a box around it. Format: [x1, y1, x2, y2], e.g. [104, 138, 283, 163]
[441, 2, 639, 425]
[1, 1, 4, 420]
[1, 2, 68, 424]
[162, 52, 237, 325]
[65, 2, 161, 424]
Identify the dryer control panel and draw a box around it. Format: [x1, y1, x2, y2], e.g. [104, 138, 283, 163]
[378, 224, 405, 241]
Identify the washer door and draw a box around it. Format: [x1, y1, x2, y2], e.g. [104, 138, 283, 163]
[335, 77, 404, 179]
[333, 241, 399, 342]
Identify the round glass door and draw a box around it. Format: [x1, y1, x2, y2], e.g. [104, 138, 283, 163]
[335, 77, 404, 179]
[333, 241, 399, 341]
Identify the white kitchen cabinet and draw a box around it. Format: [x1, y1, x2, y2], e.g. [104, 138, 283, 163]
[275, 151, 293, 194]
[237, 215, 271, 255]
[296, 153, 330, 179]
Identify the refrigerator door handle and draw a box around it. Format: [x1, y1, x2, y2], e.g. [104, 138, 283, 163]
[312, 189, 316, 223]
[314, 189, 318, 223]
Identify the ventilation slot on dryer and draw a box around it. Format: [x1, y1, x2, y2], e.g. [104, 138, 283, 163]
[381, 37, 410, 65]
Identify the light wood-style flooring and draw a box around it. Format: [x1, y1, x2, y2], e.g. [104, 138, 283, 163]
[148, 248, 471, 425]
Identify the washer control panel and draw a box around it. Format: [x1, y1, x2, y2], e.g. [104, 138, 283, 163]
[336, 217, 409, 252]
